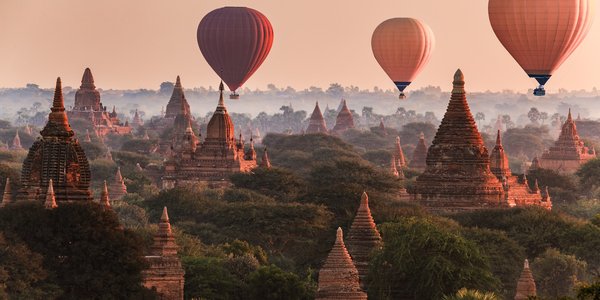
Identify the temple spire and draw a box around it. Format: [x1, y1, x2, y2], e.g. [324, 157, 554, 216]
[316, 227, 367, 299]
[1, 178, 11, 207]
[567, 108, 572, 122]
[11, 130, 22, 150]
[41, 78, 74, 138]
[260, 148, 272, 169]
[150, 207, 179, 257]
[44, 179, 58, 209]
[391, 156, 399, 177]
[515, 259, 537, 300]
[306, 101, 328, 134]
[100, 180, 111, 208]
[81, 67, 95, 89]
[395, 136, 406, 167]
[218, 81, 225, 108]
[496, 129, 502, 146]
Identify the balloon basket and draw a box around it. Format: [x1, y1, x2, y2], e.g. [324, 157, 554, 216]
[229, 93, 240, 100]
[399, 92, 407, 100]
[533, 87, 546, 96]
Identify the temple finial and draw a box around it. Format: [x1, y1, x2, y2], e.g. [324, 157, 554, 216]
[496, 130, 502, 146]
[175, 75, 182, 87]
[53, 77, 65, 110]
[218, 81, 225, 107]
[44, 179, 57, 209]
[452, 69, 465, 94]
[161, 206, 170, 223]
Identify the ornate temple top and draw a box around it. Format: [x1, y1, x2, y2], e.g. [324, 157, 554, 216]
[316, 227, 367, 300]
[73, 68, 102, 111]
[409, 132, 428, 170]
[205, 82, 235, 143]
[165, 76, 191, 119]
[514, 259, 536, 300]
[332, 99, 355, 133]
[11, 130, 22, 150]
[306, 102, 328, 134]
[490, 130, 512, 179]
[100, 180, 111, 208]
[394, 136, 406, 168]
[150, 207, 179, 257]
[542, 109, 595, 161]
[41, 78, 75, 138]
[44, 179, 57, 209]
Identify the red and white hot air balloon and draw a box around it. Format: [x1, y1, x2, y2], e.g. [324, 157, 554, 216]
[197, 7, 274, 99]
[371, 18, 435, 99]
[489, 0, 594, 96]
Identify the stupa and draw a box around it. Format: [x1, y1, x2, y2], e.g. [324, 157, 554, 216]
[142, 207, 185, 300]
[306, 102, 328, 134]
[67, 68, 131, 136]
[514, 259, 536, 300]
[109, 167, 127, 201]
[259, 148, 272, 169]
[331, 99, 355, 134]
[1, 178, 12, 207]
[316, 227, 367, 300]
[394, 136, 407, 168]
[18, 78, 93, 203]
[162, 82, 256, 188]
[346, 192, 382, 289]
[164, 76, 191, 119]
[408, 132, 427, 171]
[536, 109, 596, 174]
[10, 130, 23, 150]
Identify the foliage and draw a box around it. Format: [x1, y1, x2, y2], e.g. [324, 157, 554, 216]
[442, 288, 499, 300]
[399, 122, 437, 146]
[531, 248, 588, 299]
[369, 218, 500, 299]
[183, 257, 246, 300]
[0, 201, 155, 299]
[577, 159, 600, 197]
[503, 126, 553, 159]
[230, 167, 307, 202]
[246, 265, 315, 300]
[576, 279, 600, 300]
[527, 168, 579, 203]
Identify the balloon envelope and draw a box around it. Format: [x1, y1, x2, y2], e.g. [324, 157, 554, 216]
[197, 7, 274, 93]
[488, 0, 594, 89]
[371, 18, 435, 96]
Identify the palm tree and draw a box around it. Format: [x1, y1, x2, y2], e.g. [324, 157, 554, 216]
[442, 288, 499, 300]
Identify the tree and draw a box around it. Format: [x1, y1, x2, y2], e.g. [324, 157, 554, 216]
[577, 279, 600, 300]
[475, 112, 486, 128]
[442, 288, 499, 300]
[577, 159, 600, 197]
[539, 112, 549, 125]
[183, 257, 246, 300]
[326, 83, 344, 98]
[246, 265, 315, 300]
[0, 202, 155, 299]
[527, 107, 541, 124]
[369, 218, 500, 299]
[230, 167, 306, 202]
[531, 248, 588, 299]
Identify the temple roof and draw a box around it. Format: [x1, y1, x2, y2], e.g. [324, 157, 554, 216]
[81, 68, 96, 89]
[306, 102, 328, 134]
[332, 99, 355, 133]
[490, 130, 511, 179]
[205, 82, 235, 142]
[165, 76, 191, 118]
[260, 148, 272, 169]
[541, 108, 595, 162]
[150, 207, 179, 257]
[409, 132, 427, 170]
[44, 179, 57, 209]
[100, 180, 111, 208]
[394, 136, 406, 168]
[316, 227, 367, 300]
[41, 78, 75, 138]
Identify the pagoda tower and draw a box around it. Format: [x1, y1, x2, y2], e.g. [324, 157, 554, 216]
[1, 178, 12, 207]
[170, 96, 198, 159]
[44, 179, 58, 209]
[514, 259, 536, 300]
[18, 78, 93, 203]
[260, 148, 272, 169]
[109, 167, 127, 201]
[11, 130, 23, 150]
[490, 130, 511, 179]
[164, 76, 191, 119]
[394, 136, 407, 168]
[306, 102, 328, 134]
[346, 192, 382, 289]
[142, 207, 185, 300]
[316, 227, 367, 300]
[391, 157, 399, 177]
[409, 132, 428, 171]
[132, 109, 143, 127]
[412, 70, 505, 211]
[332, 99, 355, 134]
[378, 119, 387, 136]
[537, 109, 596, 174]
[162, 82, 256, 188]
[100, 180, 111, 208]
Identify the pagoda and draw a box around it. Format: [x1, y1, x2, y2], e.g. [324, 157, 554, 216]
[142, 207, 185, 300]
[394, 136, 407, 168]
[331, 99, 355, 134]
[306, 102, 328, 134]
[164, 76, 191, 119]
[411, 70, 551, 212]
[536, 109, 596, 174]
[316, 227, 367, 300]
[18, 78, 93, 203]
[11, 130, 23, 150]
[1, 178, 12, 207]
[514, 259, 536, 300]
[162, 82, 256, 188]
[346, 192, 382, 289]
[67, 68, 131, 136]
[109, 167, 127, 201]
[408, 132, 427, 171]
[259, 148, 272, 169]
[132, 109, 143, 127]
[100, 180, 111, 208]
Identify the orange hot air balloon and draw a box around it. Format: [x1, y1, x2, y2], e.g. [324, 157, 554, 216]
[372, 18, 435, 99]
[489, 0, 594, 96]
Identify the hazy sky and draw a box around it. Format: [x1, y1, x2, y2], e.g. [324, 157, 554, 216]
[1, 0, 599, 92]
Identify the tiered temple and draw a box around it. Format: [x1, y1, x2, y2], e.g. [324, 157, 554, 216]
[67, 68, 131, 136]
[535, 109, 596, 174]
[162, 82, 256, 188]
[411, 70, 550, 212]
[514, 259, 536, 300]
[306, 102, 328, 134]
[346, 192, 382, 289]
[142, 207, 185, 300]
[18, 78, 93, 203]
[331, 99, 355, 134]
[316, 227, 367, 300]
[409, 132, 427, 171]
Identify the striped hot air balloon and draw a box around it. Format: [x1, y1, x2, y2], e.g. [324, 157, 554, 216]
[489, 0, 594, 96]
[197, 7, 274, 99]
[371, 18, 435, 99]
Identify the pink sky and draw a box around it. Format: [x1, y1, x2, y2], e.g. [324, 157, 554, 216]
[0, 0, 598, 92]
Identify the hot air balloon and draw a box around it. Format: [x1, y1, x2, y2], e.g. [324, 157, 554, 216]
[371, 18, 435, 99]
[489, 0, 594, 96]
[197, 7, 274, 99]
